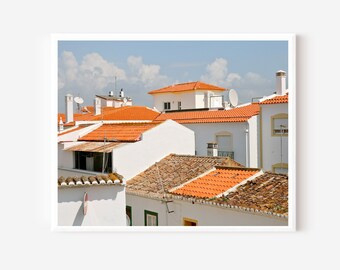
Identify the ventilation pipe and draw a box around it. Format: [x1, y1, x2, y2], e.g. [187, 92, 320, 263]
[245, 125, 249, 167]
[276, 70, 287, 96]
[65, 94, 74, 123]
[119, 88, 124, 98]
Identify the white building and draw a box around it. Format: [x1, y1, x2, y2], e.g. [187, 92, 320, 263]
[259, 70, 289, 173]
[58, 120, 195, 181]
[154, 103, 260, 167]
[96, 89, 132, 108]
[126, 154, 288, 226]
[58, 174, 126, 226]
[148, 81, 226, 112]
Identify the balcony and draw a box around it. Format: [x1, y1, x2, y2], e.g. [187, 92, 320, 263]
[218, 151, 234, 159]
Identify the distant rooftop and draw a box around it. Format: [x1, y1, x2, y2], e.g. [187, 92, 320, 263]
[148, 81, 225, 95]
[58, 106, 160, 125]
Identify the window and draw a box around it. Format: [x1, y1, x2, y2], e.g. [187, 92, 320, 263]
[164, 102, 171, 110]
[178, 101, 182, 110]
[271, 113, 288, 136]
[126, 206, 132, 226]
[183, 218, 198, 226]
[144, 210, 158, 226]
[272, 163, 288, 174]
[74, 151, 112, 173]
[215, 132, 234, 159]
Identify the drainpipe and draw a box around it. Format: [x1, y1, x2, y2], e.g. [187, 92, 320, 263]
[245, 123, 249, 167]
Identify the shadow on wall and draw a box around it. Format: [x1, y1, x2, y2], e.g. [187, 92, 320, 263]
[72, 204, 85, 226]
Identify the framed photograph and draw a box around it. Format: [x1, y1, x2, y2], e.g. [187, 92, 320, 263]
[51, 33, 295, 232]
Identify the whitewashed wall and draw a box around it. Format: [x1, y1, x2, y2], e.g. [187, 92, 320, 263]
[152, 92, 196, 111]
[126, 194, 287, 226]
[261, 103, 288, 171]
[112, 120, 195, 180]
[183, 122, 248, 165]
[152, 90, 225, 111]
[58, 143, 74, 169]
[58, 185, 126, 226]
[195, 90, 225, 108]
[248, 115, 260, 167]
[57, 120, 194, 180]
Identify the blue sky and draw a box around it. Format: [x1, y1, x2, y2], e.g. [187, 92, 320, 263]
[58, 40, 288, 112]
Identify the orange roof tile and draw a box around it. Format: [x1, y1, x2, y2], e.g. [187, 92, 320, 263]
[148, 81, 225, 94]
[154, 103, 260, 124]
[170, 167, 260, 199]
[79, 123, 159, 142]
[58, 106, 160, 124]
[260, 93, 288, 104]
[90, 106, 160, 121]
[126, 154, 243, 199]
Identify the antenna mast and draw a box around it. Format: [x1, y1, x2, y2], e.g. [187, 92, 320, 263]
[114, 76, 117, 97]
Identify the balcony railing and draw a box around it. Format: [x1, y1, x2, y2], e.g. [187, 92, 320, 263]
[218, 151, 234, 159]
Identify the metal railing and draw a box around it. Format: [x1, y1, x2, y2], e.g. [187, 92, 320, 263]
[217, 151, 234, 159]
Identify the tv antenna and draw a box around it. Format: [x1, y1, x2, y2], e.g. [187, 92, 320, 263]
[228, 89, 239, 108]
[74, 96, 84, 112]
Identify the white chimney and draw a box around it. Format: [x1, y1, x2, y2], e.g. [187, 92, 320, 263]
[276, 70, 287, 96]
[65, 94, 74, 123]
[94, 97, 101, 115]
[207, 142, 218, 157]
[109, 91, 114, 97]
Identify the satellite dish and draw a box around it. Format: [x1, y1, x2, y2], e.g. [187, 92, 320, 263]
[228, 89, 238, 107]
[74, 96, 84, 104]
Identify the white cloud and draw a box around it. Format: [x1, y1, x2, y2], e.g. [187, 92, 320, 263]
[58, 51, 126, 95]
[200, 58, 273, 103]
[201, 58, 229, 85]
[127, 55, 169, 88]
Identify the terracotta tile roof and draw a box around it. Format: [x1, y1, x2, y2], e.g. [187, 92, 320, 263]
[126, 154, 243, 199]
[170, 167, 260, 199]
[90, 106, 160, 121]
[78, 123, 159, 142]
[58, 173, 124, 188]
[58, 106, 160, 124]
[213, 172, 288, 216]
[64, 142, 122, 153]
[153, 103, 260, 124]
[148, 81, 225, 94]
[260, 93, 288, 104]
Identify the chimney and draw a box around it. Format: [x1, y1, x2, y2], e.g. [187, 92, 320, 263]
[65, 94, 74, 123]
[94, 97, 101, 115]
[58, 117, 64, 132]
[207, 142, 218, 157]
[109, 91, 114, 97]
[276, 70, 287, 96]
